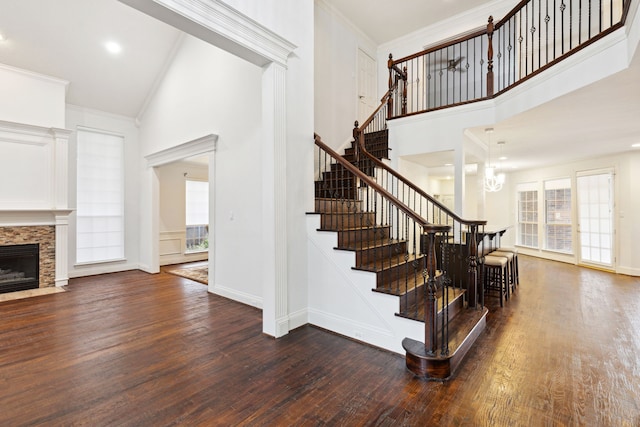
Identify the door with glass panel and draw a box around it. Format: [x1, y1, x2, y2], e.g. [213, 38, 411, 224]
[576, 170, 614, 268]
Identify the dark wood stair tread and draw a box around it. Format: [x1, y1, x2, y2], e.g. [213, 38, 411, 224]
[318, 224, 390, 233]
[353, 253, 423, 273]
[337, 237, 405, 251]
[395, 286, 465, 320]
[402, 307, 488, 380]
[372, 270, 440, 296]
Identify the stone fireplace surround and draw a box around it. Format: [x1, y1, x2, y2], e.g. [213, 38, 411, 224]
[0, 225, 55, 289]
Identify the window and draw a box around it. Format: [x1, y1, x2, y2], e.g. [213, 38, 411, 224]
[577, 171, 614, 266]
[517, 183, 538, 248]
[185, 180, 209, 252]
[544, 178, 572, 253]
[76, 128, 124, 264]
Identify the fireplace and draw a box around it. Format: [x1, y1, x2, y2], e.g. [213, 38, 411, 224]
[0, 243, 40, 294]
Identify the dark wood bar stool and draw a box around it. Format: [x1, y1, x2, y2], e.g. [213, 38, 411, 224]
[483, 254, 509, 307]
[491, 250, 516, 293]
[494, 247, 519, 289]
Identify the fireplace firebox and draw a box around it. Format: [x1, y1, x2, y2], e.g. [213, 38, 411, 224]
[0, 244, 39, 294]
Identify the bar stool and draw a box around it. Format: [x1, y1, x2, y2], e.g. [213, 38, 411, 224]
[491, 250, 516, 293]
[483, 254, 509, 307]
[496, 247, 519, 288]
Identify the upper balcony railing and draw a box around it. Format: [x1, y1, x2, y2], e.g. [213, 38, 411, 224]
[387, 0, 632, 118]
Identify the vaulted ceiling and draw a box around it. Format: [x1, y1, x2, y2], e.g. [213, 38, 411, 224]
[0, 0, 181, 119]
[1, 0, 638, 175]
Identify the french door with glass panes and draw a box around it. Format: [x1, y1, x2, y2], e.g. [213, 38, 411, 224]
[576, 170, 614, 268]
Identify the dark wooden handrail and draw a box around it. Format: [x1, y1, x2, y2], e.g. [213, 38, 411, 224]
[391, 27, 488, 65]
[314, 133, 435, 231]
[353, 117, 486, 228]
[387, 0, 632, 118]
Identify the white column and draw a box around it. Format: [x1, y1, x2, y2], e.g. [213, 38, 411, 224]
[51, 128, 72, 210]
[454, 147, 465, 217]
[477, 160, 487, 219]
[55, 213, 70, 287]
[262, 61, 289, 338]
[138, 166, 160, 274]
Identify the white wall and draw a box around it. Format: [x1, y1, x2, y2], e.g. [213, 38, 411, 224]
[65, 105, 141, 277]
[157, 160, 208, 266]
[314, 0, 377, 151]
[484, 151, 640, 276]
[0, 64, 67, 129]
[237, 0, 315, 329]
[138, 34, 264, 302]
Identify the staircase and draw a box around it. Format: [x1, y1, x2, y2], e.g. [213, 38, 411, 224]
[310, 0, 633, 380]
[313, 128, 488, 380]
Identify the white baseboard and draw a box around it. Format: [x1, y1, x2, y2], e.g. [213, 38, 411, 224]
[160, 252, 208, 266]
[288, 308, 309, 331]
[307, 307, 404, 355]
[209, 283, 263, 309]
[616, 266, 640, 277]
[68, 262, 140, 278]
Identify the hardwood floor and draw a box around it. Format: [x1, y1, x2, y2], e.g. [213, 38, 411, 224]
[1, 256, 639, 425]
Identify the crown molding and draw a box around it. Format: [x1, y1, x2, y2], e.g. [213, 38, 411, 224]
[0, 119, 71, 146]
[0, 63, 69, 90]
[120, 0, 296, 67]
[145, 133, 217, 167]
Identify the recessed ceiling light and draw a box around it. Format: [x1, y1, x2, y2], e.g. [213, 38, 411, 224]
[104, 41, 122, 54]
[632, 143, 640, 148]
[499, 156, 508, 160]
[444, 163, 453, 166]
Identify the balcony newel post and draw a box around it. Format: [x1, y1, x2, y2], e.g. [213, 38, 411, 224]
[387, 54, 394, 118]
[353, 121, 360, 169]
[487, 15, 495, 97]
[401, 66, 408, 116]
[424, 226, 438, 355]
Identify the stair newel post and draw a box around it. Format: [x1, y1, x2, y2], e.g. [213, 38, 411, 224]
[387, 54, 394, 118]
[467, 224, 480, 308]
[440, 229, 450, 356]
[401, 66, 408, 116]
[486, 16, 495, 97]
[424, 226, 439, 356]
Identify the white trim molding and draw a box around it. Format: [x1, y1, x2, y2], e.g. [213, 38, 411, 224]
[118, 0, 297, 66]
[145, 134, 218, 168]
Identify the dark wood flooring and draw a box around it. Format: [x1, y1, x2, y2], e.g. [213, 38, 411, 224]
[1, 255, 639, 425]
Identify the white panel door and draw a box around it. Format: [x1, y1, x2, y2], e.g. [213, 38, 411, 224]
[576, 170, 614, 268]
[357, 49, 377, 123]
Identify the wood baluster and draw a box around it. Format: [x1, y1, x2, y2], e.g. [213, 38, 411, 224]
[487, 16, 495, 97]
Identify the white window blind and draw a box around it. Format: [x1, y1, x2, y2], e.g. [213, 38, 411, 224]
[76, 128, 124, 264]
[517, 182, 538, 248]
[544, 178, 573, 253]
[185, 180, 209, 252]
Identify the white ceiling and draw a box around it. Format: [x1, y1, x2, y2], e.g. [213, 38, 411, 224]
[322, 0, 495, 45]
[0, 0, 181, 118]
[0, 0, 638, 176]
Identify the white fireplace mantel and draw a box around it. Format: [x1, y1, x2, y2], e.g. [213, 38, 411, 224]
[0, 119, 73, 288]
[0, 209, 74, 227]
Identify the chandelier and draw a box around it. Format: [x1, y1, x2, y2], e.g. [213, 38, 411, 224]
[484, 128, 505, 192]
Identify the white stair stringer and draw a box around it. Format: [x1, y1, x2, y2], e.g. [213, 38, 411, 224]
[306, 214, 424, 355]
